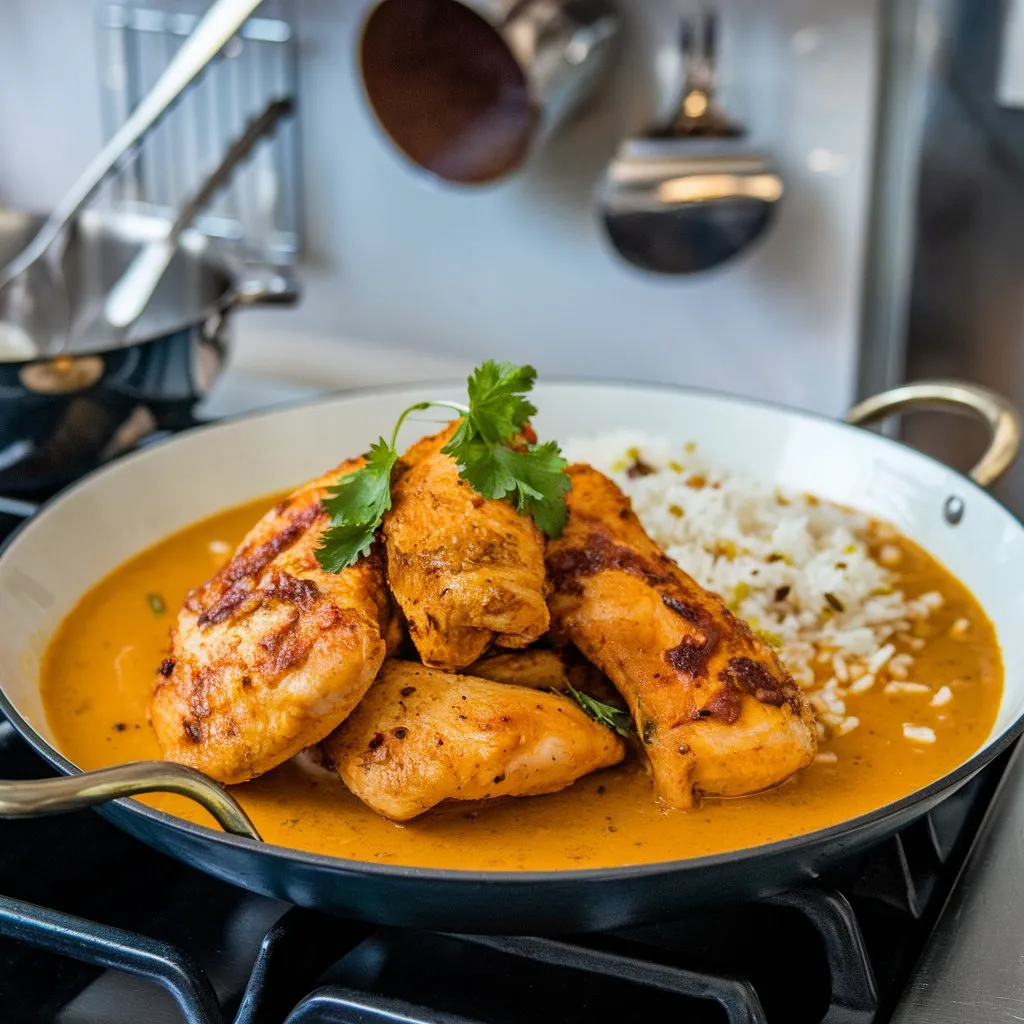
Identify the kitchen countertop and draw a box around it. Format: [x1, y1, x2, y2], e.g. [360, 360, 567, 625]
[224, 325, 474, 397]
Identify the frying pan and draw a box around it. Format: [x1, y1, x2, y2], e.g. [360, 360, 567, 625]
[0, 206, 297, 500]
[0, 378, 1021, 935]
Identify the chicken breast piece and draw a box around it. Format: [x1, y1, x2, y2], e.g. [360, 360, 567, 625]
[466, 648, 575, 690]
[322, 659, 625, 821]
[466, 647, 623, 706]
[546, 464, 817, 808]
[382, 422, 550, 670]
[150, 458, 399, 784]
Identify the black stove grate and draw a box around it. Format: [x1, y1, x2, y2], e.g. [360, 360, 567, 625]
[0, 712, 1005, 1024]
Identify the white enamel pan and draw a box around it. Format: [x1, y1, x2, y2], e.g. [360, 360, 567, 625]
[0, 378, 1021, 934]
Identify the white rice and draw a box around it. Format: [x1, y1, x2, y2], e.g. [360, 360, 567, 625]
[565, 432, 944, 738]
[903, 724, 937, 744]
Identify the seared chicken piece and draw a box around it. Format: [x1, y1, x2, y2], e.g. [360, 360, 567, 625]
[322, 659, 625, 821]
[467, 648, 574, 690]
[546, 465, 816, 808]
[382, 422, 550, 670]
[467, 647, 623, 706]
[150, 458, 398, 785]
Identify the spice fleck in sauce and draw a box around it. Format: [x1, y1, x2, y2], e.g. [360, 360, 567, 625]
[40, 496, 1003, 871]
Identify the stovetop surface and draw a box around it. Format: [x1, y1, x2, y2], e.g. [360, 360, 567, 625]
[0, 372, 1017, 1023]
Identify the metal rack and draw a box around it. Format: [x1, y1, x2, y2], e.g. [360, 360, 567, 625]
[97, 4, 302, 269]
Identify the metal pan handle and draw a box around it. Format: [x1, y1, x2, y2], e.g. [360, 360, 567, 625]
[0, 496, 40, 519]
[845, 379, 1023, 488]
[234, 269, 301, 308]
[0, 760, 261, 841]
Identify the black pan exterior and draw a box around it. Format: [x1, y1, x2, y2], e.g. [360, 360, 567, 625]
[90, 795, 945, 934]
[0, 322, 228, 498]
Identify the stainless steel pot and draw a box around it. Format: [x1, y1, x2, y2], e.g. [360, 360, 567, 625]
[0, 206, 297, 499]
[358, 0, 620, 185]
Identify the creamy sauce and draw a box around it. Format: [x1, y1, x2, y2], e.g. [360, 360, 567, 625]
[40, 496, 1003, 871]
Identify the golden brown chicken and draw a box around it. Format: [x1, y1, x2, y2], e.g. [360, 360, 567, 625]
[546, 464, 817, 808]
[322, 659, 625, 821]
[466, 647, 623, 706]
[466, 648, 576, 690]
[150, 458, 399, 784]
[382, 422, 550, 670]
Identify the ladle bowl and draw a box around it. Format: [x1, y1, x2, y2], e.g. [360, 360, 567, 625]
[598, 138, 784, 275]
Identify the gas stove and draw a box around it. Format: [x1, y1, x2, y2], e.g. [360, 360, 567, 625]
[0, 372, 1018, 1023]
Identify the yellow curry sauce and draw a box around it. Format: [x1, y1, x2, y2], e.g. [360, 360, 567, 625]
[40, 495, 1003, 871]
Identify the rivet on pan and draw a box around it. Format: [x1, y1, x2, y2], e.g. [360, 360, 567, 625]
[944, 496, 965, 525]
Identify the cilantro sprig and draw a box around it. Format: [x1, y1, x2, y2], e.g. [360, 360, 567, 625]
[564, 684, 634, 738]
[315, 362, 570, 572]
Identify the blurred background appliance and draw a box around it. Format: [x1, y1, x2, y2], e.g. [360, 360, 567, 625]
[857, 0, 1024, 518]
[97, 2, 303, 271]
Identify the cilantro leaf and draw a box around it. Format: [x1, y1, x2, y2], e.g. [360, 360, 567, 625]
[315, 438, 398, 572]
[315, 361, 570, 573]
[314, 518, 380, 573]
[450, 441, 517, 501]
[442, 360, 569, 538]
[321, 439, 396, 525]
[455, 441, 569, 537]
[565, 685, 634, 738]
[511, 441, 571, 536]
[463, 360, 537, 445]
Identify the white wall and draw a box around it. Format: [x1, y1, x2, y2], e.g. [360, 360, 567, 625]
[0, 0, 880, 414]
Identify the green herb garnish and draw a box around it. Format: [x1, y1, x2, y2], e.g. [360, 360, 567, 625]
[565, 684, 634, 738]
[147, 593, 166, 615]
[315, 361, 570, 572]
[316, 435, 407, 573]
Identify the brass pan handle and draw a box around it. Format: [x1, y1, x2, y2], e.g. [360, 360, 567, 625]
[845, 379, 1023, 488]
[0, 760, 261, 841]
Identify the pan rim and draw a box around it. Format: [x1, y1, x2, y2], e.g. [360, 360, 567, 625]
[3, 373, 1023, 884]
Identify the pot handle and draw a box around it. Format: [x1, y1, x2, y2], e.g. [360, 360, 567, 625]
[845, 379, 1023, 488]
[0, 760, 261, 841]
[0, 496, 40, 519]
[235, 269, 301, 308]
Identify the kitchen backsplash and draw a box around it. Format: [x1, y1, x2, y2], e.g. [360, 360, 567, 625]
[0, 0, 880, 414]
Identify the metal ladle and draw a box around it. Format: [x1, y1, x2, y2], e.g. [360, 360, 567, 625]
[597, 11, 784, 275]
[102, 96, 294, 334]
[0, 0, 266, 357]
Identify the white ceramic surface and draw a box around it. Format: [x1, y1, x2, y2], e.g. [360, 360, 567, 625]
[1, 380, 1022, 770]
